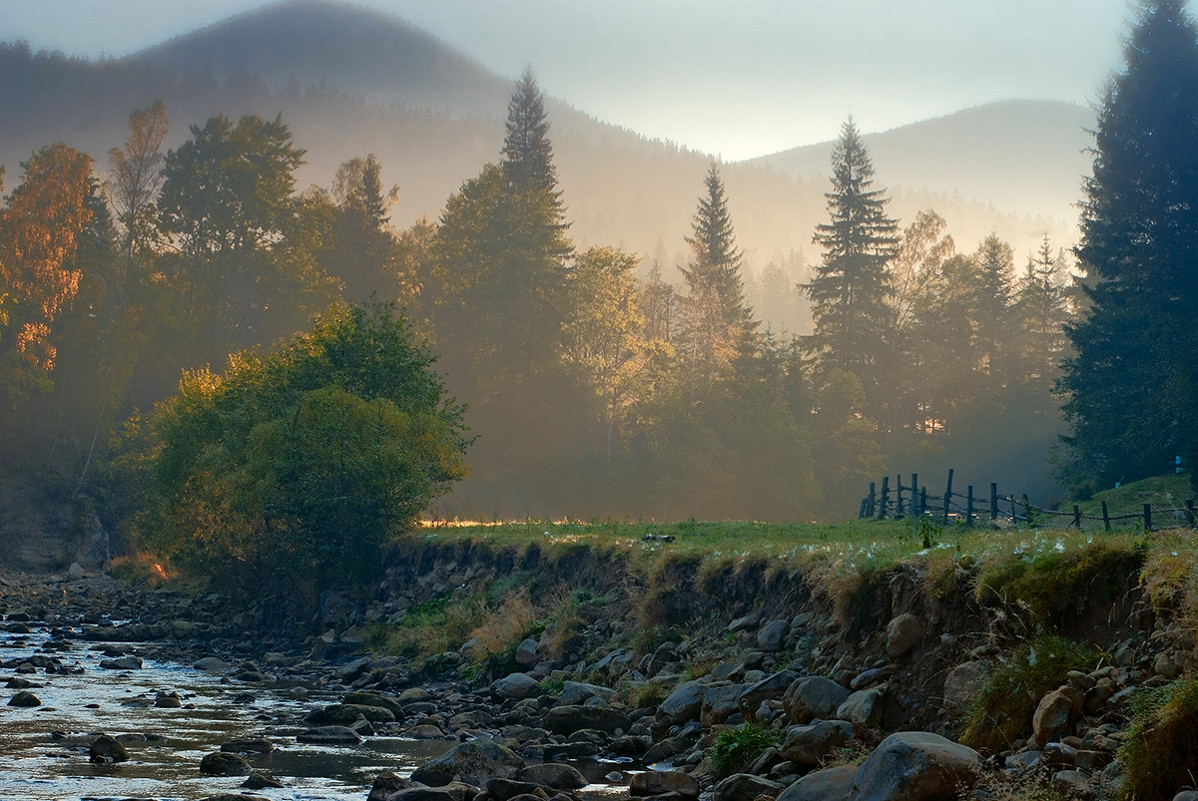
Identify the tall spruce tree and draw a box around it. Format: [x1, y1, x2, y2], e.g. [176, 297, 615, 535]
[1059, 0, 1198, 491]
[803, 119, 898, 409]
[677, 163, 757, 385]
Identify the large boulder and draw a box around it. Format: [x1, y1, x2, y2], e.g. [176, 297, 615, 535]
[306, 703, 395, 725]
[777, 765, 857, 801]
[779, 720, 854, 767]
[491, 672, 542, 700]
[387, 788, 458, 801]
[783, 676, 850, 724]
[343, 691, 406, 718]
[654, 680, 706, 730]
[713, 774, 783, 801]
[559, 680, 616, 706]
[297, 725, 363, 745]
[1032, 686, 1083, 746]
[702, 684, 746, 727]
[630, 770, 701, 799]
[837, 687, 885, 727]
[8, 690, 41, 707]
[740, 670, 799, 718]
[516, 763, 587, 789]
[852, 731, 981, 801]
[89, 734, 130, 763]
[200, 751, 253, 776]
[757, 619, 790, 652]
[884, 613, 924, 659]
[942, 662, 988, 710]
[410, 738, 525, 787]
[546, 705, 630, 734]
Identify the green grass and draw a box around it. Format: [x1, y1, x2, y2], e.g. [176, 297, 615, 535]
[1119, 678, 1198, 801]
[707, 722, 779, 780]
[1075, 474, 1194, 525]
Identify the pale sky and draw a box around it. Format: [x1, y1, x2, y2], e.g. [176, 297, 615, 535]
[0, 0, 1134, 160]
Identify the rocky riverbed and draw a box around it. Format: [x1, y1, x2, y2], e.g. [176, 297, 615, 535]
[1, 536, 1194, 801]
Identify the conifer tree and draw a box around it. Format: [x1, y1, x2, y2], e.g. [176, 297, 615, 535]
[1060, 0, 1198, 490]
[677, 163, 757, 385]
[803, 119, 898, 409]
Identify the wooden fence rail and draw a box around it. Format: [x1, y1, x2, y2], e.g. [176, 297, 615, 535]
[859, 469, 1195, 532]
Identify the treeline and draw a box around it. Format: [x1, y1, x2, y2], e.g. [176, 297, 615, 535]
[0, 69, 1080, 532]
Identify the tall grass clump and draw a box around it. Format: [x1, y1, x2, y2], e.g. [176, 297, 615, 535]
[1118, 678, 1198, 801]
[960, 635, 1102, 752]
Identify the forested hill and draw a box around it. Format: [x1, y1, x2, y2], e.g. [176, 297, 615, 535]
[1, 0, 1079, 272]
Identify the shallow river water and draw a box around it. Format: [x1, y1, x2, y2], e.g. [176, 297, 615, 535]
[1, 621, 628, 801]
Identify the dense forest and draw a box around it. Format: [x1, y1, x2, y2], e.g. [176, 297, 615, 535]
[1, 0, 1193, 576]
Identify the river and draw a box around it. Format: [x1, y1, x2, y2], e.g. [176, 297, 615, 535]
[1, 617, 630, 800]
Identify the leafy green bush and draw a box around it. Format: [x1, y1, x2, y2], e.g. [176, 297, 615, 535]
[960, 636, 1101, 752]
[143, 302, 469, 600]
[1119, 678, 1198, 801]
[707, 722, 779, 780]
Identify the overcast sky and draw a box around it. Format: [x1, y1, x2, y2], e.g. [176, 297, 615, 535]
[1, 0, 1134, 160]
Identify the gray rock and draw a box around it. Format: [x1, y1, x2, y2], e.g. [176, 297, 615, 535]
[68, 562, 86, 580]
[837, 687, 885, 727]
[491, 672, 542, 700]
[515, 638, 540, 668]
[297, 725, 363, 745]
[630, 770, 701, 798]
[8, 690, 41, 707]
[306, 702, 395, 725]
[702, 683, 746, 727]
[487, 778, 543, 801]
[399, 688, 434, 702]
[516, 763, 587, 789]
[1032, 687, 1082, 746]
[885, 613, 924, 659]
[740, 670, 799, 718]
[194, 656, 232, 671]
[89, 734, 130, 763]
[546, 704, 630, 734]
[852, 731, 981, 801]
[777, 765, 857, 801]
[655, 679, 706, 729]
[783, 676, 850, 723]
[559, 680, 616, 706]
[410, 737, 525, 787]
[368, 771, 413, 801]
[407, 724, 450, 739]
[241, 770, 285, 789]
[644, 734, 691, 763]
[343, 691, 406, 718]
[758, 619, 790, 652]
[200, 751, 253, 776]
[779, 720, 854, 767]
[943, 661, 988, 710]
[100, 655, 143, 670]
[713, 773, 783, 801]
[387, 788, 458, 801]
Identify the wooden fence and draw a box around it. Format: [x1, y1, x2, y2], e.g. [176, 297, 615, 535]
[858, 468, 1196, 532]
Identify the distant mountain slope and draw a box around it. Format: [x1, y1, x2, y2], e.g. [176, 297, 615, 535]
[128, 0, 511, 117]
[749, 100, 1094, 225]
[0, 1, 1086, 297]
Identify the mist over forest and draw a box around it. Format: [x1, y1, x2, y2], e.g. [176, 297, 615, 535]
[3, 0, 1181, 555]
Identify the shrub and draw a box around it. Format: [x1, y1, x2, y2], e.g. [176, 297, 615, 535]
[707, 722, 779, 781]
[959, 635, 1102, 752]
[1119, 678, 1198, 801]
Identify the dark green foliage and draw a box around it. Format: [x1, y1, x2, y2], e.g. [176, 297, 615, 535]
[1119, 678, 1198, 801]
[707, 722, 779, 781]
[1060, 0, 1198, 492]
[960, 636, 1102, 752]
[804, 118, 898, 406]
[144, 302, 468, 598]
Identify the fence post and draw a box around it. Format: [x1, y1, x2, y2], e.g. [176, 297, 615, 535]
[912, 473, 919, 514]
[920, 488, 927, 516]
[943, 468, 954, 524]
[1101, 501, 1111, 532]
[1072, 505, 1082, 529]
[1187, 499, 1195, 528]
[1022, 494, 1033, 526]
[1009, 494, 1018, 522]
[966, 486, 975, 527]
[859, 498, 869, 519]
[878, 476, 890, 519]
[1144, 503, 1153, 532]
[867, 482, 876, 517]
[990, 483, 999, 521]
[896, 474, 905, 517]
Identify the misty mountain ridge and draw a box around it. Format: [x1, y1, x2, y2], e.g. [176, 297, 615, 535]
[1, 0, 1087, 283]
